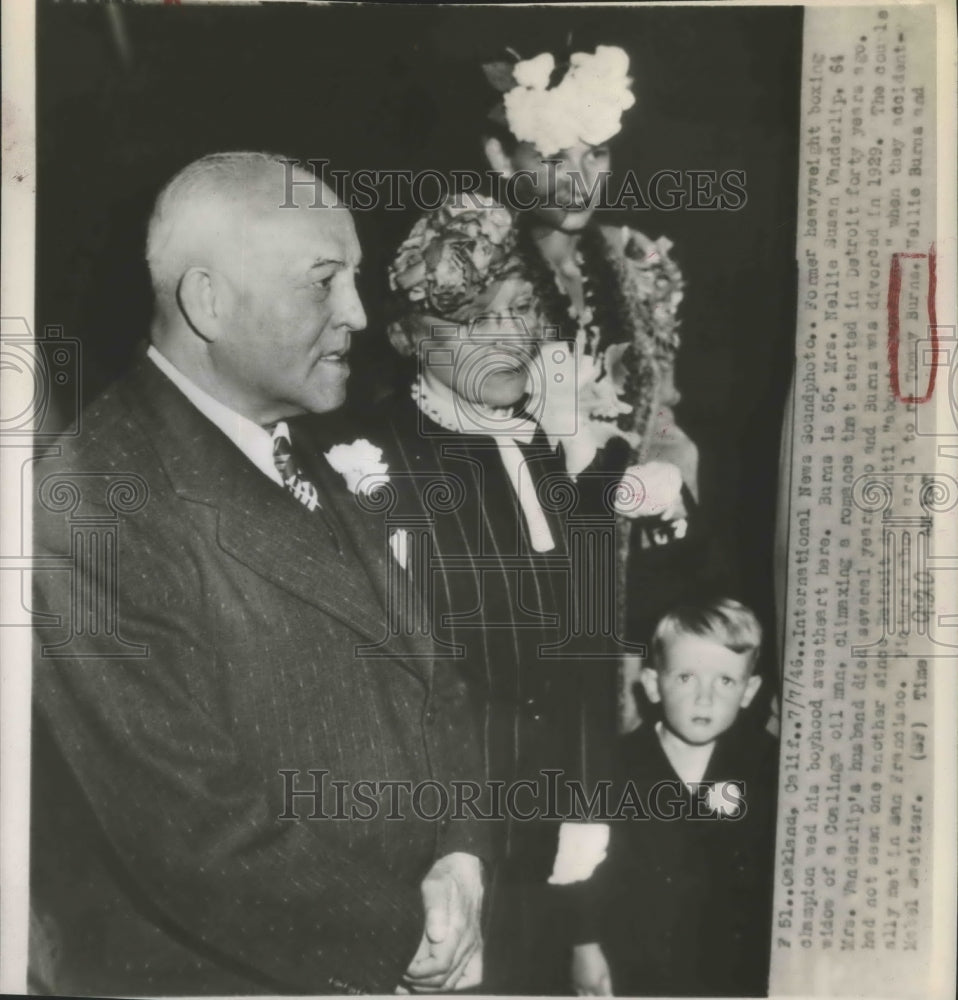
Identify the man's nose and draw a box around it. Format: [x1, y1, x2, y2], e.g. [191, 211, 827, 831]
[695, 683, 713, 706]
[338, 281, 367, 333]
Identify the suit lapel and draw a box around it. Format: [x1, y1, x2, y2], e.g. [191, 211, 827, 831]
[119, 358, 425, 679]
[305, 444, 437, 679]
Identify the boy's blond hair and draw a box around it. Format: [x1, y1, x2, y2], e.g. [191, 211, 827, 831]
[651, 598, 763, 673]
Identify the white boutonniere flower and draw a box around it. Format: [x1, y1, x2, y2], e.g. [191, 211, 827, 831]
[706, 781, 744, 818]
[324, 439, 390, 496]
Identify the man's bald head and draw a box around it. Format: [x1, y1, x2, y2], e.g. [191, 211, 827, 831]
[143, 152, 365, 425]
[145, 152, 337, 297]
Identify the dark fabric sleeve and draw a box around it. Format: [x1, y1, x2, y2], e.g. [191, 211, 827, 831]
[572, 658, 619, 797]
[32, 514, 422, 994]
[564, 855, 615, 946]
[563, 734, 638, 945]
[429, 658, 497, 867]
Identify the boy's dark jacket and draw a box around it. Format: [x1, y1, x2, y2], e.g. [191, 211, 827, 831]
[571, 718, 778, 997]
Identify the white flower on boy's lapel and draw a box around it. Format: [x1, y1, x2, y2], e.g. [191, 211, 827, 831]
[706, 781, 744, 818]
[324, 439, 390, 496]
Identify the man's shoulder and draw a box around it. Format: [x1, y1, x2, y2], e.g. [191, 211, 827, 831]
[34, 362, 189, 537]
[51, 371, 153, 469]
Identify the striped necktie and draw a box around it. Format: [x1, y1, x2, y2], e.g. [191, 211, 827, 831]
[270, 421, 322, 512]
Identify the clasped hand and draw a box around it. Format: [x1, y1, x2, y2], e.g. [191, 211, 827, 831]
[571, 942, 613, 996]
[399, 852, 483, 993]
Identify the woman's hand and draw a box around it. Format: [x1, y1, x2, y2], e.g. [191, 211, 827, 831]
[571, 942, 613, 996]
[532, 344, 639, 479]
[613, 460, 685, 521]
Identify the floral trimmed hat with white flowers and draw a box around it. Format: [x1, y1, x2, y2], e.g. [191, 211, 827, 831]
[484, 45, 635, 158]
[388, 194, 521, 322]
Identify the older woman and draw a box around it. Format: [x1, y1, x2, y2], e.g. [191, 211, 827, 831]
[322, 195, 622, 992]
[367, 194, 622, 777]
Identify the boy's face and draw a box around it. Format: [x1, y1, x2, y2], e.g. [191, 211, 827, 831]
[641, 634, 761, 746]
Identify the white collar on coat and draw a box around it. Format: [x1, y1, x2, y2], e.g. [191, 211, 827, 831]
[411, 375, 554, 553]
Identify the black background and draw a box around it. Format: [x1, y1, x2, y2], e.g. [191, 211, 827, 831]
[37, 0, 802, 663]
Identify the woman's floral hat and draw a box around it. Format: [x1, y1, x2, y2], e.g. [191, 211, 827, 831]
[388, 195, 521, 321]
[484, 45, 635, 158]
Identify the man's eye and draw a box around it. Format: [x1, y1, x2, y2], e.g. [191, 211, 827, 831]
[719, 676, 735, 686]
[678, 673, 693, 683]
[314, 274, 335, 290]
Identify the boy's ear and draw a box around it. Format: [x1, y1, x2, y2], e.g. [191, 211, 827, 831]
[740, 673, 762, 709]
[639, 666, 662, 704]
[483, 136, 514, 178]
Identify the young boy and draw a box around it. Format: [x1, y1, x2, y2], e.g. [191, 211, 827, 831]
[570, 598, 778, 997]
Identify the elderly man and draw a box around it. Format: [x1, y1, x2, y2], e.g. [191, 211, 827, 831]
[30, 152, 486, 995]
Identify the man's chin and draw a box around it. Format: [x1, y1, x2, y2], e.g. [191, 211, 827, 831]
[303, 383, 348, 415]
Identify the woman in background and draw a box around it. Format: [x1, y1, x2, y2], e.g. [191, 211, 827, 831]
[479, 44, 724, 725]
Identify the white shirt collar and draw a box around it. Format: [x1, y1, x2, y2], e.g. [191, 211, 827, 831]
[147, 345, 283, 486]
[411, 375, 554, 552]
[411, 374, 539, 442]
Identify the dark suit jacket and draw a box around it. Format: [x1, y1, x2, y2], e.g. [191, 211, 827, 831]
[573, 720, 778, 997]
[305, 393, 619, 866]
[303, 391, 624, 995]
[30, 356, 488, 995]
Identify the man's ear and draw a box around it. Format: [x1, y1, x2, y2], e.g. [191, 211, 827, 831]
[483, 136, 514, 178]
[741, 673, 762, 709]
[177, 266, 224, 343]
[639, 666, 662, 705]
